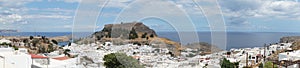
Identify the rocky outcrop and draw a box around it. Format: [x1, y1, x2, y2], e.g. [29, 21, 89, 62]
[0, 35, 70, 42]
[90, 22, 221, 56]
[92, 22, 157, 40]
[268, 36, 300, 60]
[49, 35, 71, 42]
[280, 36, 300, 43]
[92, 22, 183, 56]
[1, 36, 62, 54]
[279, 36, 300, 50]
[291, 41, 300, 50]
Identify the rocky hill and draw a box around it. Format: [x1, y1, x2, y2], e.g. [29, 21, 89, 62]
[91, 22, 221, 56]
[279, 36, 300, 50]
[0, 36, 60, 54]
[92, 22, 183, 56]
[279, 36, 300, 43]
[268, 36, 300, 60]
[93, 22, 157, 40]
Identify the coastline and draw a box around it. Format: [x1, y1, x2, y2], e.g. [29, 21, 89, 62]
[2, 32, 300, 50]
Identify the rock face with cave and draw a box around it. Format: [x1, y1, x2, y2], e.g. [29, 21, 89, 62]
[92, 22, 182, 56]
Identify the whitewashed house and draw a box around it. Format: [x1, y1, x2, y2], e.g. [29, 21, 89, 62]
[279, 50, 300, 61]
[0, 48, 32, 68]
[278, 50, 300, 68]
[0, 38, 11, 44]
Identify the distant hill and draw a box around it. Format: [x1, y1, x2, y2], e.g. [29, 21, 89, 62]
[280, 36, 300, 43]
[279, 36, 300, 50]
[184, 42, 222, 53]
[268, 36, 300, 60]
[0, 29, 18, 33]
[282, 36, 300, 50]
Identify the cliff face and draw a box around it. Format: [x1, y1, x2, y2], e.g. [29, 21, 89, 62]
[93, 22, 157, 40]
[279, 36, 300, 43]
[281, 36, 300, 50]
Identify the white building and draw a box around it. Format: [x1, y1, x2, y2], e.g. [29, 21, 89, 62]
[278, 50, 300, 68]
[279, 50, 300, 61]
[0, 48, 32, 68]
[0, 38, 11, 44]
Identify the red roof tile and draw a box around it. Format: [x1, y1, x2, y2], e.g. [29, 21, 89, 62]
[30, 54, 48, 59]
[52, 56, 69, 60]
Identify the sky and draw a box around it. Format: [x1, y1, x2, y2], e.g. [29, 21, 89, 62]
[0, 0, 300, 32]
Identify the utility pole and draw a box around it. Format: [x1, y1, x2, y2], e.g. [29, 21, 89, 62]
[264, 44, 266, 62]
[246, 53, 248, 67]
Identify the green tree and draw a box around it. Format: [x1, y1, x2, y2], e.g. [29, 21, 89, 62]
[13, 46, 18, 50]
[64, 49, 71, 57]
[264, 61, 278, 68]
[23, 39, 29, 43]
[31, 38, 40, 47]
[51, 40, 58, 45]
[103, 53, 144, 68]
[141, 33, 147, 38]
[149, 34, 154, 38]
[220, 58, 239, 68]
[30, 36, 34, 40]
[41, 36, 46, 40]
[129, 29, 138, 39]
[38, 46, 46, 53]
[259, 63, 263, 68]
[47, 44, 54, 53]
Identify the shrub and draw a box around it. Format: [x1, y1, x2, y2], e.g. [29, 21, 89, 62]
[220, 58, 239, 68]
[103, 53, 144, 68]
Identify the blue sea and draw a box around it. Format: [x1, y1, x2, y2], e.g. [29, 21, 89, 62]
[158, 32, 300, 50]
[1, 32, 300, 50]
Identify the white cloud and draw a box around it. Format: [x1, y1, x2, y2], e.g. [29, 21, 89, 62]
[259, 1, 300, 18]
[60, 0, 81, 3]
[24, 14, 72, 20]
[0, 0, 41, 8]
[63, 25, 72, 28]
[117, 0, 189, 18]
[22, 8, 75, 21]
[45, 8, 74, 13]
[220, 0, 300, 20]
[20, 21, 28, 24]
[56, 0, 134, 7]
[113, 0, 200, 31]
[0, 0, 41, 25]
[105, 0, 131, 8]
[0, 13, 24, 24]
[218, 0, 300, 30]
